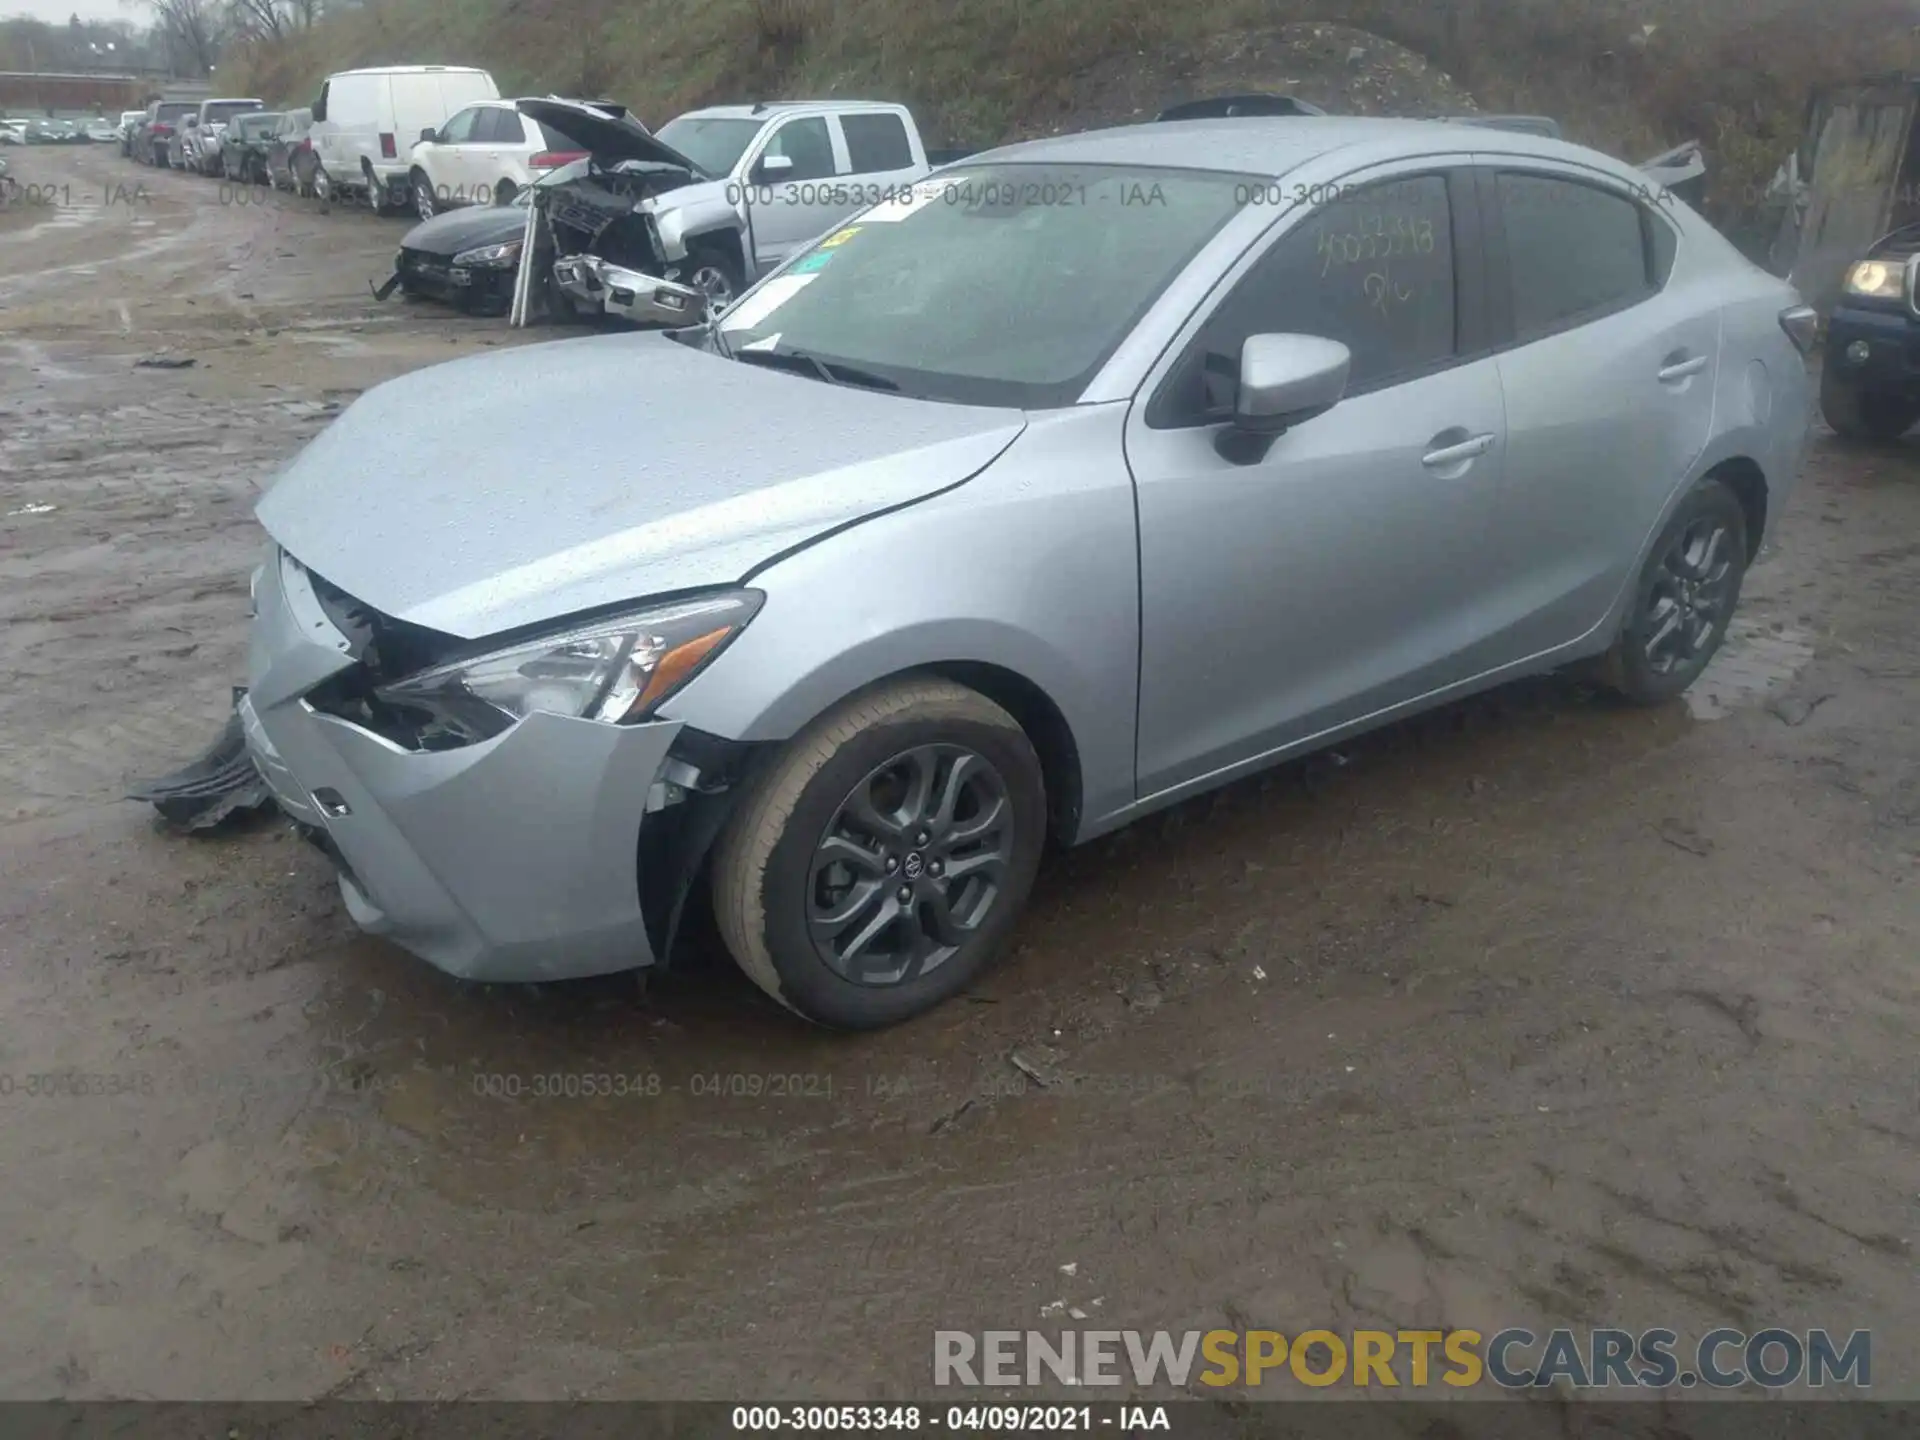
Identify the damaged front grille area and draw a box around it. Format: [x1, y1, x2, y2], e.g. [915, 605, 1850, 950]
[302, 568, 480, 752]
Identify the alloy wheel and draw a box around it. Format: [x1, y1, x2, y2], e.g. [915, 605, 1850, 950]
[806, 744, 1014, 986]
[415, 178, 436, 222]
[688, 262, 735, 315]
[1643, 514, 1735, 675]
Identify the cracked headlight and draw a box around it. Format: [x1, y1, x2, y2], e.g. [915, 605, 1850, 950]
[452, 240, 522, 268]
[372, 591, 762, 743]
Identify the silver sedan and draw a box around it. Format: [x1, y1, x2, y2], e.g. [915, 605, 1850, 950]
[243, 117, 1814, 1028]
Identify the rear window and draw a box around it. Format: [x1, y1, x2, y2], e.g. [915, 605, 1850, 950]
[842, 112, 913, 172]
[478, 108, 525, 144]
[206, 101, 261, 125]
[155, 103, 194, 121]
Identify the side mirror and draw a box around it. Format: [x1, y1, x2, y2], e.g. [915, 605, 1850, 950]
[419, 127, 437, 144]
[1213, 333, 1350, 462]
[752, 151, 794, 182]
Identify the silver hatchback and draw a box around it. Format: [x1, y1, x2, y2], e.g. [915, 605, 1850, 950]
[244, 117, 1814, 1028]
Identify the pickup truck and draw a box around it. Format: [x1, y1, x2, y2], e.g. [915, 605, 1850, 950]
[519, 97, 942, 325]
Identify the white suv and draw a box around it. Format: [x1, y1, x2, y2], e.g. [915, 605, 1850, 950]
[405, 98, 587, 220]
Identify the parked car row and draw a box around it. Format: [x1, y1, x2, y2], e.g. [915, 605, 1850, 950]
[2, 115, 119, 144]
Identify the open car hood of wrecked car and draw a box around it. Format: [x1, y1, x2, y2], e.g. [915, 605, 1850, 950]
[253, 331, 1027, 640]
[517, 98, 709, 177]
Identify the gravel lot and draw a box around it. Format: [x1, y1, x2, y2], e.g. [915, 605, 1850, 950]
[1, 141, 1915, 1404]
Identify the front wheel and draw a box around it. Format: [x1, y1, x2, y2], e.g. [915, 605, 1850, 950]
[712, 679, 1047, 1030]
[1598, 477, 1749, 705]
[412, 169, 437, 221]
[682, 242, 743, 317]
[1821, 366, 1918, 441]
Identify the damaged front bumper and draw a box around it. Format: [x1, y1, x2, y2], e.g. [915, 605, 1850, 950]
[242, 548, 694, 983]
[552, 253, 709, 326]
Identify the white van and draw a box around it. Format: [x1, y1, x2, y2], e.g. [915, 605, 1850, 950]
[309, 65, 500, 213]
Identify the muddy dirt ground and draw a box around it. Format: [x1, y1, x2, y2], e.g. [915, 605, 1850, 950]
[0, 142, 1915, 1405]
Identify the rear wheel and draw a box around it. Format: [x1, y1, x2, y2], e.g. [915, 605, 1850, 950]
[1598, 477, 1749, 705]
[364, 164, 400, 215]
[712, 679, 1047, 1030]
[1821, 366, 1918, 441]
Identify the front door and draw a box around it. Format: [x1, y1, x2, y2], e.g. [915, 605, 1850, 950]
[1128, 166, 1510, 799]
[742, 114, 845, 274]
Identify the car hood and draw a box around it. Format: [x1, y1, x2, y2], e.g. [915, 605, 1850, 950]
[255, 330, 1026, 639]
[516, 98, 708, 177]
[399, 203, 527, 256]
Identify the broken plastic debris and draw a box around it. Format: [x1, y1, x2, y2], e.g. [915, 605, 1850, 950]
[1068, 1307, 1088, 1320]
[6, 502, 55, 516]
[1060, 1262, 1077, 1276]
[1040, 1300, 1066, 1316]
[1252, 965, 1268, 980]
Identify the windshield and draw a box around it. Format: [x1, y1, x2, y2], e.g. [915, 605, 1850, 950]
[654, 115, 760, 176]
[715, 163, 1252, 408]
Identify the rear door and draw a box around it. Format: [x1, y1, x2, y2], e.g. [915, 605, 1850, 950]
[834, 109, 922, 197]
[475, 106, 530, 198]
[1474, 160, 1718, 656]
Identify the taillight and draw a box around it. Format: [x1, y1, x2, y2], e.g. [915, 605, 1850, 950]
[1779, 304, 1819, 356]
[379, 131, 396, 158]
[529, 150, 588, 169]
[294, 138, 310, 154]
[152, 122, 172, 136]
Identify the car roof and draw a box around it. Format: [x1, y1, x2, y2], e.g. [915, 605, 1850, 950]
[328, 65, 491, 77]
[680, 100, 903, 119]
[961, 115, 1625, 177]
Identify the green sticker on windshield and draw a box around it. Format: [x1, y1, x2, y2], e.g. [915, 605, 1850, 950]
[792, 250, 836, 274]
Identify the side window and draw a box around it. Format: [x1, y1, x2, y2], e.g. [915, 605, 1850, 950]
[763, 116, 836, 180]
[1496, 173, 1652, 338]
[439, 107, 480, 145]
[479, 108, 525, 144]
[842, 112, 912, 173]
[1152, 173, 1458, 427]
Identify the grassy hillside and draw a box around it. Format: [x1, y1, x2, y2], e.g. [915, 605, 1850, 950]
[229, 0, 1920, 223]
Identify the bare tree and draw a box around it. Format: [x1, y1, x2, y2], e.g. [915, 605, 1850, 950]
[144, 0, 221, 73]
[223, 0, 321, 42]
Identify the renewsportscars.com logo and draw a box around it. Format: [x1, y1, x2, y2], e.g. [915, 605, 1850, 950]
[933, 1327, 1872, 1390]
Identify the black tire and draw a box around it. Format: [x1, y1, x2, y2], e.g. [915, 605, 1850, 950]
[411, 169, 437, 221]
[1821, 366, 1918, 441]
[1598, 477, 1749, 706]
[712, 678, 1047, 1030]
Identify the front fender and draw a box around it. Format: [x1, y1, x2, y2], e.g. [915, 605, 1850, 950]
[661, 405, 1144, 837]
[654, 193, 744, 262]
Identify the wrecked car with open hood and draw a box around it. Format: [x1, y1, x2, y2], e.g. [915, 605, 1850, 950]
[509, 98, 941, 326]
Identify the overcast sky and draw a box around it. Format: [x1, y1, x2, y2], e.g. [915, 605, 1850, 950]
[4, 0, 142, 26]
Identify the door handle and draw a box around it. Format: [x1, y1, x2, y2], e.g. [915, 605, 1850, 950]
[1658, 354, 1708, 382]
[1421, 432, 1497, 468]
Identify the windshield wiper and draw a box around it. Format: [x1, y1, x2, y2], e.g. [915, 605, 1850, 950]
[730, 346, 898, 392]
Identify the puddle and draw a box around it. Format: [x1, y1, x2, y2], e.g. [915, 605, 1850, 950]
[1685, 616, 1817, 720]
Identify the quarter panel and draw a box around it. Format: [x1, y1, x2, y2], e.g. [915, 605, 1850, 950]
[663, 404, 1142, 832]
